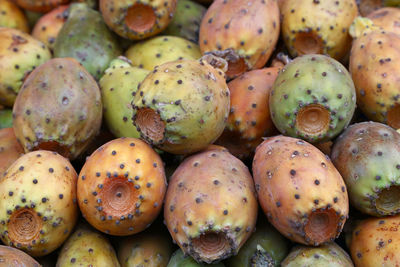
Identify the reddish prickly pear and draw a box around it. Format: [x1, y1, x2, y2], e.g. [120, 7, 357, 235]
[0, 128, 24, 175]
[0, 0, 29, 32]
[15, 0, 69, 12]
[367, 7, 400, 35]
[0, 245, 41, 266]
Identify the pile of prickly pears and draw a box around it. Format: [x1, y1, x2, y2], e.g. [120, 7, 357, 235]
[2, 0, 400, 266]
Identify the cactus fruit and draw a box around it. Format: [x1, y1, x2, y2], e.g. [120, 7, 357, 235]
[349, 17, 400, 129]
[280, 0, 357, 61]
[100, 57, 149, 139]
[163, 0, 206, 43]
[215, 67, 279, 159]
[164, 148, 258, 264]
[0, 245, 41, 266]
[357, 0, 382, 16]
[117, 228, 173, 267]
[16, 0, 70, 12]
[125, 35, 202, 71]
[0, 109, 13, 129]
[32, 5, 69, 51]
[199, 0, 280, 79]
[54, 3, 122, 80]
[77, 137, 167, 236]
[100, 0, 177, 40]
[56, 224, 120, 267]
[167, 249, 225, 267]
[281, 242, 354, 267]
[0, 28, 51, 107]
[331, 122, 400, 216]
[0, 150, 78, 257]
[252, 136, 349, 246]
[269, 54, 356, 143]
[131, 55, 230, 155]
[0, 128, 23, 175]
[350, 215, 400, 266]
[12, 57, 102, 160]
[227, 222, 290, 267]
[0, 0, 29, 32]
[367, 7, 400, 35]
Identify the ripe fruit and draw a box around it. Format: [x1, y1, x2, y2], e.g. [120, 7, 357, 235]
[0, 245, 41, 266]
[367, 7, 400, 35]
[0, 128, 24, 175]
[0, 0, 29, 32]
[15, 0, 69, 12]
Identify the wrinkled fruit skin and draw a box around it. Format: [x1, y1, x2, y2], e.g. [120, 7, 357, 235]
[164, 148, 258, 264]
[100, 0, 177, 40]
[163, 0, 206, 43]
[16, 0, 70, 12]
[368, 7, 400, 35]
[125, 35, 202, 71]
[32, 5, 69, 51]
[0, 128, 24, 175]
[0, 28, 51, 107]
[0, 0, 29, 32]
[77, 138, 167, 236]
[54, 3, 122, 80]
[350, 215, 400, 267]
[131, 57, 230, 155]
[0, 245, 41, 266]
[167, 249, 225, 267]
[100, 57, 149, 139]
[216, 67, 279, 159]
[252, 136, 349, 246]
[270, 54, 356, 143]
[280, 0, 357, 61]
[281, 242, 354, 267]
[56, 224, 120, 267]
[0, 150, 78, 257]
[12, 57, 102, 160]
[199, 0, 280, 79]
[331, 122, 400, 216]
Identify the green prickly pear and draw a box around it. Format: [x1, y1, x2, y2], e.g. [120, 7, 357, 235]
[54, 3, 122, 80]
[100, 57, 149, 139]
[167, 249, 225, 267]
[0, 109, 13, 129]
[0, 0, 29, 32]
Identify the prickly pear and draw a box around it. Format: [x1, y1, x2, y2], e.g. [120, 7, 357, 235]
[367, 7, 400, 35]
[0, 109, 12, 129]
[0, 245, 41, 266]
[0, 0, 29, 32]
[0, 128, 23, 175]
[16, 0, 69, 12]
[167, 249, 225, 267]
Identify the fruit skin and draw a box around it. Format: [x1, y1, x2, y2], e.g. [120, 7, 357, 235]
[54, 3, 122, 80]
[227, 222, 290, 267]
[0, 27, 51, 107]
[56, 223, 120, 267]
[131, 56, 230, 155]
[0, 150, 78, 257]
[357, 0, 383, 16]
[163, 0, 206, 43]
[100, 0, 177, 40]
[350, 215, 400, 267]
[215, 67, 279, 159]
[0, 128, 24, 175]
[367, 7, 400, 35]
[77, 137, 167, 236]
[125, 35, 202, 71]
[12, 57, 102, 160]
[269, 54, 356, 143]
[0, 0, 29, 32]
[32, 5, 69, 51]
[164, 148, 258, 264]
[252, 136, 349, 246]
[331, 122, 400, 216]
[0, 245, 41, 266]
[167, 249, 225, 267]
[281, 242, 354, 267]
[199, 0, 280, 79]
[16, 0, 70, 12]
[100, 57, 149, 139]
[0, 109, 13, 129]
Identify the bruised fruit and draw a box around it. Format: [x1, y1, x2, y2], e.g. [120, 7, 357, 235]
[0, 245, 41, 266]
[280, 0, 357, 61]
[281, 242, 354, 267]
[100, 0, 177, 40]
[125, 35, 202, 71]
[164, 148, 258, 264]
[54, 3, 122, 80]
[367, 7, 400, 35]
[0, 128, 24, 175]
[32, 5, 69, 51]
[331, 122, 400, 216]
[270, 54, 356, 143]
[199, 0, 280, 79]
[350, 215, 400, 266]
[100, 57, 149, 139]
[252, 136, 349, 246]
[12, 57, 102, 160]
[77, 137, 167, 236]
[0, 0, 29, 32]
[167, 249, 225, 267]
[16, 0, 70, 12]
[0, 27, 51, 107]
[131, 56, 230, 155]
[56, 223, 120, 267]
[215, 67, 279, 159]
[0, 151, 78, 257]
